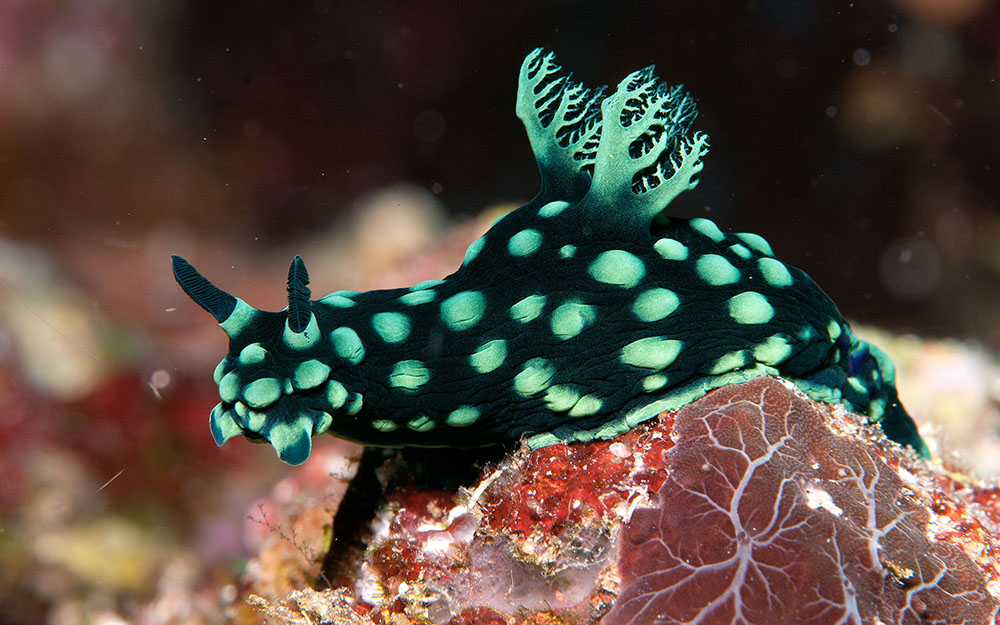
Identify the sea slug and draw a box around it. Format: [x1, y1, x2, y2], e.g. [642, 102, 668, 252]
[172, 49, 928, 464]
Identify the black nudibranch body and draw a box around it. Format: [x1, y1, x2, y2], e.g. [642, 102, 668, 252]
[173, 49, 928, 465]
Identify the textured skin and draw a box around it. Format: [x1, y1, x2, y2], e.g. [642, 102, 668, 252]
[172, 49, 928, 465]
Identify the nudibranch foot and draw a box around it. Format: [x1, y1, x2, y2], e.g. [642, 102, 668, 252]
[173, 48, 928, 465]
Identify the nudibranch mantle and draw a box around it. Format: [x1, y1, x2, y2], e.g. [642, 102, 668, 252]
[173, 49, 928, 465]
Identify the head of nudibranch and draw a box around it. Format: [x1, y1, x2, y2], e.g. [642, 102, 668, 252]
[172, 255, 362, 464]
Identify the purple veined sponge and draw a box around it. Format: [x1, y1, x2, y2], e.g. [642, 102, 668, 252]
[172, 48, 928, 465]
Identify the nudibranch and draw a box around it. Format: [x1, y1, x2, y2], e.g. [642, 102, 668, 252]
[172, 49, 929, 465]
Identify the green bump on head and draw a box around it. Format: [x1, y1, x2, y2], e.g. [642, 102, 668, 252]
[513, 358, 556, 396]
[390, 360, 431, 390]
[757, 258, 793, 287]
[508, 229, 543, 257]
[372, 312, 411, 343]
[729, 244, 751, 259]
[710, 350, 748, 375]
[754, 334, 793, 365]
[441, 290, 486, 331]
[632, 288, 680, 322]
[331, 327, 365, 364]
[545, 385, 580, 412]
[560, 245, 576, 259]
[219, 299, 258, 337]
[538, 200, 570, 217]
[284, 314, 321, 350]
[463, 236, 486, 265]
[736, 232, 774, 257]
[407, 415, 436, 432]
[798, 326, 814, 341]
[313, 411, 333, 435]
[399, 290, 436, 306]
[510, 294, 546, 323]
[728, 291, 775, 324]
[446, 405, 481, 427]
[247, 409, 267, 431]
[410, 279, 444, 291]
[690, 217, 725, 242]
[569, 395, 602, 418]
[642, 374, 667, 392]
[469, 339, 507, 373]
[550, 300, 596, 340]
[219, 371, 240, 403]
[210, 403, 242, 445]
[620, 337, 682, 370]
[346, 393, 363, 415]
[239, 343, 267, 365]
[213, 359, 228, 384]
[371, 419, 398, 432]
[294, 359, 331, 390]
[827, 319, 842, 341]
[243, 377, 282, 408]
[268, 415, 314, 465]
[588, 250, 645, 288]
[696, 254, 740, 285]
[327, 380, 348, 409]
[319, 292, 357, 308]
[654, 238, 688, 261]
[233, 401, 248, 420]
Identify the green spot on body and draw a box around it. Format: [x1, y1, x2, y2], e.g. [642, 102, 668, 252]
[545, 385, 580, 412]
[399, 290, 436, 306]
[642, 374, 667, 392]
[569, 395, 602, 418]
[560, 245, 576, 258]
[728, 292, 775, 324]
[754, 334, 793, 365]
[463, 236, 486, 265]
[372, 312, 410, 343]
[219, 371, 240, 403]
[239, 343, 267, 365]
[588, 250, 645, 288]
[441, 290, 486, 331]
[446, 405, 480, 427]
[210, 403, 242, 445]
[508, 229, 542, 256]
[267, 414, 314, 465]
[244, 377, 281, 408]
[654, 238, 688, 260]
[469, 339, 507, 373]
[550, 300, 596, 340]
[372, 419, 398, 432]
[513, 358, 556, 397]
[710, 350, 748, 374]
[247, 409, 266, 431]
[407, 415, 436, 432]
[510, 294, 546, 323]
[346, 393, 363, 415]
[632, 288, 680, 322]
[538, 200, 570, 217]
[294, 359, 331, 390]
[690, 217, 725, 242]
[320, 291, 357, 308]
[314, 412, 333, 435]
[828, 319, 842, 341]
[736, 232, 774, 257]
[390, 360, 431, 390]
[729, 244, 751, 259]
[327, 380, 348, 409]
[219, 298, 257, 336]
[283, 314, 321, 349]
[696, 254, 740, 285]
[758, 257, 793, 287]
[620, 337, 682, 370]
[331, 327, 365, 364]
[410, 279, 444, 291]
[213, 359, 228, 384]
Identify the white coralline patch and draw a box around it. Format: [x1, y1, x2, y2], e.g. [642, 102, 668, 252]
[804, 481, 844, 517]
